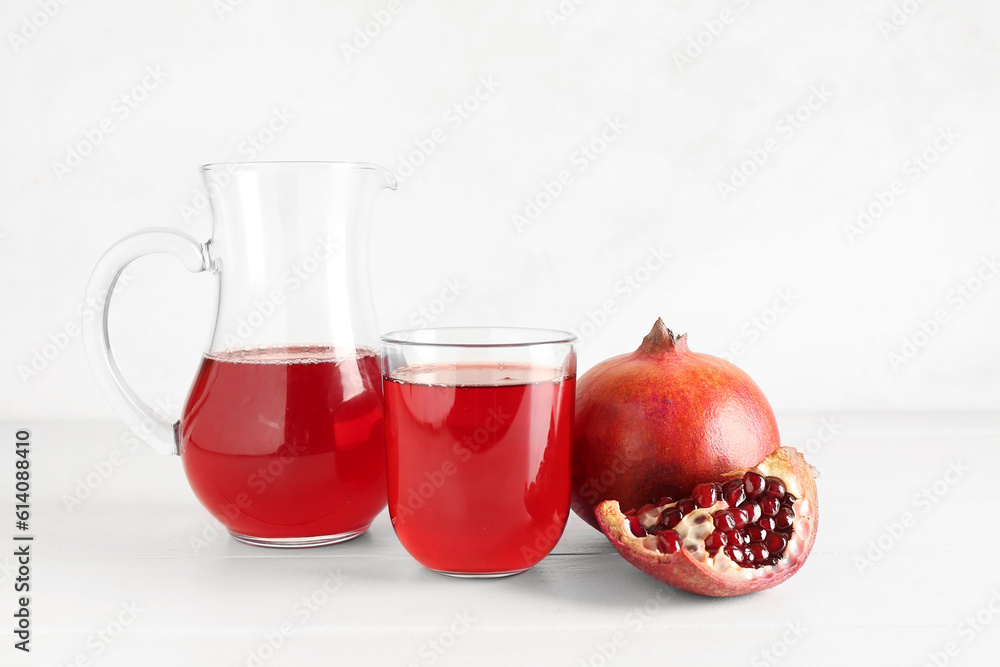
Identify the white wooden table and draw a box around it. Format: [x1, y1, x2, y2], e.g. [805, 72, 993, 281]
[2, 413, 997, 666]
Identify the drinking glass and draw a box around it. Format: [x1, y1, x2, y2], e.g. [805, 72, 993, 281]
[381, 327, 576, 577]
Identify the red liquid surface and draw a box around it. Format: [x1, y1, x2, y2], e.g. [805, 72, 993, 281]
[180, 346, 386, 540]
[384, 363, 575, 574]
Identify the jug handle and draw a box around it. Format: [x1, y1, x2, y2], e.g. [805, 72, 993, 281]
[82, 229, 212, 456]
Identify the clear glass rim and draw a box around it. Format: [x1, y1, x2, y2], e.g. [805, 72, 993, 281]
[381, 327, 577, 348]
[201, 161, 392, 173]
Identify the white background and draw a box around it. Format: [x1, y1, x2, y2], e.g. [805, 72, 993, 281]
[2, 0, 998, 419]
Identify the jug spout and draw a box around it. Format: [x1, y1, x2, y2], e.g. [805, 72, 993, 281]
[366, 162, 397, 191]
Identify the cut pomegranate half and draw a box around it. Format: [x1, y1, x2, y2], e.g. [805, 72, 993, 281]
[595, 446, 818, 597]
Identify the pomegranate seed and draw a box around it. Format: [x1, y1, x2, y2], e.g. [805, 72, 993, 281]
[743, 545, 756, 563]
[724, 545, 745, 564]
[739, 500, 762, 524]
[774, 507, 794, 530]
[627, 516, 646, 537]
[743, 471, 765, 498]
[704, 530, 727, 554]
[782, 493, 797, 507]
[692, 482, 721, 508]
[765, 532, 787, 554]
[759, 556, 779, 567]
[722, 479, 746, 507]
[656, 530, 681, 554]
[637, 503, 657, 515]
[731, 507, 749, 530]
[759, 496, 780, 517]
[756, 516, 776, 532]
[676, 497, 696, 515]
[722, 478, 743, 493]
[746, 525, 767, 543]
[658, 496, 674, 506]
[658, 507, 683, 530]
[724, 530, 745, 546]
[764, 476, 786, 499]
[747, 543, 769, 562]
[713, 509, 736, 533]
[725, 487, 746, 508]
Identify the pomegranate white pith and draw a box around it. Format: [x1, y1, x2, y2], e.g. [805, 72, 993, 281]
[595, 446, 818, 597]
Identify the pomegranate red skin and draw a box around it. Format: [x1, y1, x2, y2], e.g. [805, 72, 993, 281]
[595, 447, 818, 597]
[572, 319, 780, 530]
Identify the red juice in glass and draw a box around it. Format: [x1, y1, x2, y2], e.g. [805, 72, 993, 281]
[180, 345, 387, 545]
[384, 362, 575, 576]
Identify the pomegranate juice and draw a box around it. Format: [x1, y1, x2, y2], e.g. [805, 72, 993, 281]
[180, 346, 387, 542]
[384, 363, 575, 574]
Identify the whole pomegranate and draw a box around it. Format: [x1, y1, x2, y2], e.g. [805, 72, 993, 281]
[571, 318, 780, 530]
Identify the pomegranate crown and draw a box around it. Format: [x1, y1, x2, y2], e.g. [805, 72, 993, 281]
[638, 318, 688, 354]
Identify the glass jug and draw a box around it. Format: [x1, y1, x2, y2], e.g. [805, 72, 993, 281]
[83, 162, 396, 547]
